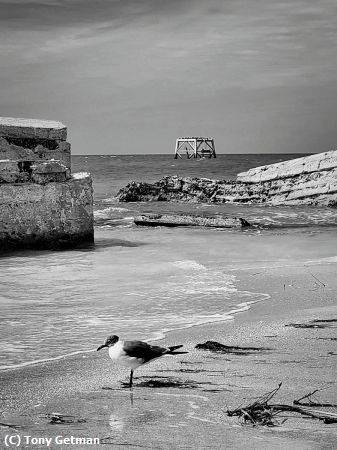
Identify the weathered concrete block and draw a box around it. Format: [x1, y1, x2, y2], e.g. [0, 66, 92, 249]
[0, 116, 94, 251]
[34, 141, 71, 168]
[31, 160, 71, 184]
[0, 117, 67, 140]
[0, 137, 71, 169]
[0, 159, 71, 184]
[0, 160, 31, 183]
[0, 173, 94, 250]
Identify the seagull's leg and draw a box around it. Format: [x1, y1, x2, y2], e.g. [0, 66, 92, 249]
[129, 369, 134, 388]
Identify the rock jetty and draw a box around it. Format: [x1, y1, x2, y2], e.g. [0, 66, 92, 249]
[0, 117, 94, 251]
[134, 214, 250, 228]
[116, 150, 337, 206]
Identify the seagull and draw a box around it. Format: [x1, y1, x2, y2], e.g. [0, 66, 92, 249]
[97, 335, 188, 387]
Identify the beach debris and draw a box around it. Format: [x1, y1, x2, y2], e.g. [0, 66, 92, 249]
[307, 270, 326, 288]
[227, 383, 283, 426]
[0, 411, 21, 429]
[178, 368, 212, 373]
[227, 384, 337, 426]
[0, 421, 20, 430]
[134, 213, 250, 229]
[100, 437, 147, 447]
[293, 389, 337, 408]
[46, 413, 86, 425]
[135, 377, 198, 389]
[306, 337, 337, 341]
[285, 319, 337, 329]
[195, 341, 270, 355]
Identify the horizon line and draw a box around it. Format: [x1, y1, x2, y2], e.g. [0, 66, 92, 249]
[71, 151, 316, 157]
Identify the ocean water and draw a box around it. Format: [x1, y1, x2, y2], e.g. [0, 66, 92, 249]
[1, 154, 337, 370]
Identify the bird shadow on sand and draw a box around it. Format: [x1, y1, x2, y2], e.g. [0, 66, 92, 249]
[132, 375, 221, 389]
[134, 377, 198, 389]
[101, 376, 215, 389]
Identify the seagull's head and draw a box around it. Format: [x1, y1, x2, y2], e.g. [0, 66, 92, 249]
[97, 335, 119, 351]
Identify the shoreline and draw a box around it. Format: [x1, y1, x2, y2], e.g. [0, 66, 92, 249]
[1, 261, 337, 448]
[0, 264, 270, 373]
[0, 295, 267, 373]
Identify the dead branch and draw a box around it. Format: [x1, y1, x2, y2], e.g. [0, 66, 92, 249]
[255, 382, 282, 405]
[270, 405, 337, 424]
[293, 389, 321, 405]
[227, 384, 337, 426]
[293, 389, 337, 407]
[308, 271, 326, 287]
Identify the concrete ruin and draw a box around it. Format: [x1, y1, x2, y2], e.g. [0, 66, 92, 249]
[116, 150, 337, 207]
[0, 117, 94, 251]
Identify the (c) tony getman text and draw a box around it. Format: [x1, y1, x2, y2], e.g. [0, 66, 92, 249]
[2, 435, 100, 447]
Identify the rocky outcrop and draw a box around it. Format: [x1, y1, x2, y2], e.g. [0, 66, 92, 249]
[116, 150, 337, 207]
[237, 151, 337, 183]
[134, 214, 250, 228]
[0, 117, 94, 251]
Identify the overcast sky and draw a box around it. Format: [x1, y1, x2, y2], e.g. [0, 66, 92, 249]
[1, 0, 337, 154]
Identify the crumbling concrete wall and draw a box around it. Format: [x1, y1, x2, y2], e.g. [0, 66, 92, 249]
[0, 117, 94, 251]
[0, 118, 70, 169]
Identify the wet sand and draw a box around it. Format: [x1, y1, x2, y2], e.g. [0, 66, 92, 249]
[1, 261, 337, 449]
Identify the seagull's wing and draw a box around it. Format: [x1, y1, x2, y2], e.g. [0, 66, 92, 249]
[123, 341, 167, 363]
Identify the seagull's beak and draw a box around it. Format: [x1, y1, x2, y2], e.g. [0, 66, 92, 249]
[97, 344, 107, 351]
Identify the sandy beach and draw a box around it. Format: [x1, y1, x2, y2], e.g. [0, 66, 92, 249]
[1, 260, 337, 449]
[3, 0, 337, 448]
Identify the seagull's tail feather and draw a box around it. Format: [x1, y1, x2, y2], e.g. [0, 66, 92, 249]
[168, 344, 183, 352]
[168, 351, 189, 355]
[167, 344, 188, 355]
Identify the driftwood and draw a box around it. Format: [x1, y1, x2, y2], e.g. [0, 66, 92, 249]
[195, 340, 270, 355]
[134, 214, 251, 228]
[285, 319, 337, 329]
[293, 389, 337, 408]
[227, 384, 337, 426]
